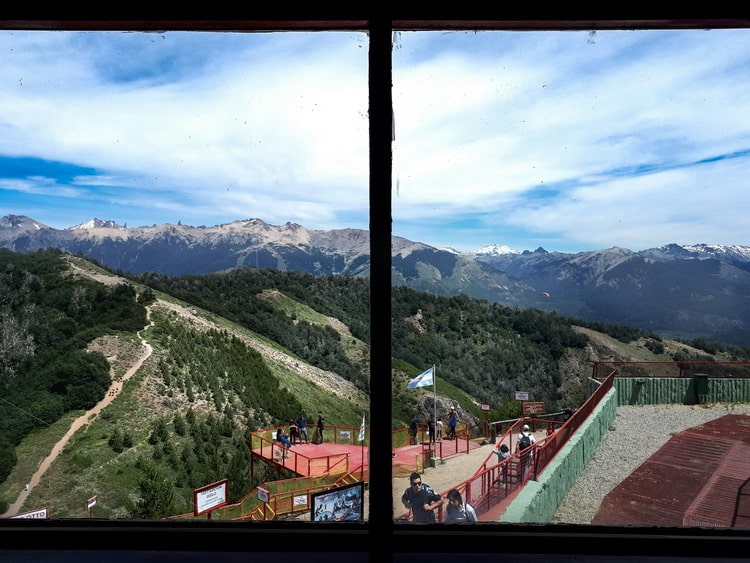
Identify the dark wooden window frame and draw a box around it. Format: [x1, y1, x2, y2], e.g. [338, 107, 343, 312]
[1, 15, 749, 562]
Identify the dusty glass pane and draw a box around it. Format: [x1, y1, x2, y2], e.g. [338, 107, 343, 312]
[391, 29, 750, 526]
[0, 30, 369, 520]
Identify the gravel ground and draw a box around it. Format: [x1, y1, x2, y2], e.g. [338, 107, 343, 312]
[552, 403, 750, 524]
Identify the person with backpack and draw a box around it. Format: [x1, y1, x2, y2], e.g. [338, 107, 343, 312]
[493, 443, 511, 484]
[443, 489, 477, 523]
[401, 472, 443, 523]
[516, 423, 536, 479]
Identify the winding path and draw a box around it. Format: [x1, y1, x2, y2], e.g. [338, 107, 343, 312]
[3, 260, 363, 517]
[1, 310, 154, 518]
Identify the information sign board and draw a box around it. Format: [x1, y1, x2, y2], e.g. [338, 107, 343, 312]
[12, 507, 48, 519]
[522, 401, 545, 415]
[257, 487, 269, 503]
[194, 478, 229, 516]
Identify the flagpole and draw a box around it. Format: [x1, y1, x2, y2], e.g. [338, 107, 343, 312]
[432, 364, 437, 457]
[361, 413, 364, 481]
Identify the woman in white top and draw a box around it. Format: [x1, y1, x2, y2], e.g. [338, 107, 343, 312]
[443, 489, 477, 523]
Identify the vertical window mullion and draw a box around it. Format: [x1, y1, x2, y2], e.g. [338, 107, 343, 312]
[367, 18, 394, 550]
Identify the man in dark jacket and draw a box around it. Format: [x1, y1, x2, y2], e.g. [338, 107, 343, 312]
[409, 415, 419, 445]
[448, 408, 458, 440]
[401, 472, 443, 523]
[316, 411, 325, 444]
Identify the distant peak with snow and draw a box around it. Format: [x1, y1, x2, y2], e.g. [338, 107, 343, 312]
[682, 243, 750, 260]
[69, 218, 124, 230]
[472, 243, 518, 256]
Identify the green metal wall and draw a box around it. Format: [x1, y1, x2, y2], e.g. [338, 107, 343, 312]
[615, 377, 750, 406]
[499, 377, 750, 523]
[500, 386, 618, 523]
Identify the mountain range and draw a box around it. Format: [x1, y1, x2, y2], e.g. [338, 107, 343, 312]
[2, 214, 749, 345]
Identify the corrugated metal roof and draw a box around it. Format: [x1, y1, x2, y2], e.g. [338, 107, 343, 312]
[592, 414, 750, 529]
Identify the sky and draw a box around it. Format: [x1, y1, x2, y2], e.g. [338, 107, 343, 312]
[1, 27, 750, 254]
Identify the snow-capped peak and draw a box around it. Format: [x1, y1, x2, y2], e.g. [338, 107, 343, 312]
[681, 243, 750, 260]
[472, 243, 518, 256]
[69, 218, 123, 230]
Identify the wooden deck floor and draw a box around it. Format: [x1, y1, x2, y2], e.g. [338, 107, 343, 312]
[593, 414, 750, 529]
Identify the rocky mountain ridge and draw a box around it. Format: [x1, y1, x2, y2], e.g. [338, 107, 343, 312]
[2, 214, 749, 344]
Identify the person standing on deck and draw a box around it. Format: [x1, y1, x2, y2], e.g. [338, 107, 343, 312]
[297, 414, 309, 444]
[409, 415, 419, 445]
[316, 411, 326, 444]
[448, 407, 458, 440]
[288, 418, 298, 445]
[428, 414, 436, 443]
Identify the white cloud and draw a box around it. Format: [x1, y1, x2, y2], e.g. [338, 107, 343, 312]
[2, 28, 750, 251]
[392, 29, 750, 251]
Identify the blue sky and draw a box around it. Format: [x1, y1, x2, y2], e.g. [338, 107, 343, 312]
[1, 28, 749, 253]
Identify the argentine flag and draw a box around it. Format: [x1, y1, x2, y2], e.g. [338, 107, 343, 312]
[358, 415, 366, 442]
[407, 367, 434, 389]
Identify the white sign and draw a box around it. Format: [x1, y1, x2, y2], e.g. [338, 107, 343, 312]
[515, 391, 529, 401]
[339, 430, 351, 440]
[257, 487, 269, 503]
[293, 494, 307, 507]
[480, 403, 491, 411]
[87, 496, 97, 509]
[12, 507, 48, 519]
[194, 479, 229, 516]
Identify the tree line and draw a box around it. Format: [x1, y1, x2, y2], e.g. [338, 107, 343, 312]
[3, 250, 747, 516]
[0, 249, 147, 485]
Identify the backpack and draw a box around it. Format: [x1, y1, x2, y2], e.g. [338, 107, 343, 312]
[464, 503, 477, 523]
[518, 432, 532, 451]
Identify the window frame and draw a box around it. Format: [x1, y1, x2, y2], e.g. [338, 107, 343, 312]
[1, 15, 749, 561]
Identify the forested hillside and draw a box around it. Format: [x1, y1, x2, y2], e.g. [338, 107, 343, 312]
[2, 249, 746, 518]
[137, 268, 604, 411]
[0, 249, 148, 485]
[0, 250, 366, 517]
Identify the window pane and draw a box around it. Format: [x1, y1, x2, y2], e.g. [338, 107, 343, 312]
[0, 29, 369, 521]
[392, 29, 750, 527]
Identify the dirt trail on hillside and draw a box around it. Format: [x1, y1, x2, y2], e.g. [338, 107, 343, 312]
[70, 261, 361, 402]
[2, 311, 154, 518]
[3, 262, 362, 517]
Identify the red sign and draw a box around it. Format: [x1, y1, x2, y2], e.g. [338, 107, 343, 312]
[522, 402, 545, 415]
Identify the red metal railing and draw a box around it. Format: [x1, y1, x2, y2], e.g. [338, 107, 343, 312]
[250, 427, 354, 480]
[427, 370, 617, 522]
